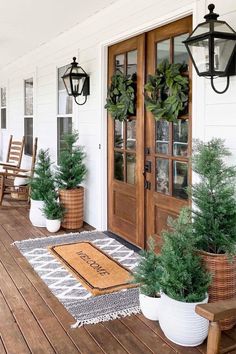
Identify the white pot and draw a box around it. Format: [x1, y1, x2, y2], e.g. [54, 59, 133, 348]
[46, 219, 61, 233]
[139, 292, 161, 321]
[159, 292, 209, 347]
[29, 199, 46, 227]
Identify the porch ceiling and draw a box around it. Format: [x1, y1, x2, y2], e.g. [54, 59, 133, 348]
[0, 0, 119, 70]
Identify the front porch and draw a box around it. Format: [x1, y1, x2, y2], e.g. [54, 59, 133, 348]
[0, 201, 236, 354]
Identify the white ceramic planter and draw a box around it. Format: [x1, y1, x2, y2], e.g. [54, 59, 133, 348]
[139, 292, 161, 321]
[29, 199, 46, 227]
[159, 293, 209, 347]
[46, 219, 61, 233]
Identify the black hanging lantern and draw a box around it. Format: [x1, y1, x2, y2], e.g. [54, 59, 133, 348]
[183, 4, 236, 94]
[62, 57, 90, 105]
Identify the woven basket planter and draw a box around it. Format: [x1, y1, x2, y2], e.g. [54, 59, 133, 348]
[200, 251, 236, 330]
[11, 186, 29, 201]
[59, 187, 84, 229]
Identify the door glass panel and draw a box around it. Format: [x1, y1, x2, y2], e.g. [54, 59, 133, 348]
[173, 119, 188, 157]
[1, 108, 6, 129]
[1, 88, 6, 106]
[174, 33, 189, 65]
[173, 161, 188, 199]
[127, 119, 136, 150]
[114, 152, 124, 181]
[156, 159, 169, 194]
[115, 54, 125, 74]
[24, 78, 33, 116]
[156, 39, 170, 65]
[156, 120, 169, 154]
[127, 50, 137, 76]
[114, 120, 124, 148]
[127, 154, 136, 185]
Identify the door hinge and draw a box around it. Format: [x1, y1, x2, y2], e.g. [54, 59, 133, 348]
[144, 180, 151, 190]
[144, 147, 150, 155]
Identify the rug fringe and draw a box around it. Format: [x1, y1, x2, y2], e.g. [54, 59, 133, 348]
[71, 306, 141, 328]
[11, 229, 99, 246]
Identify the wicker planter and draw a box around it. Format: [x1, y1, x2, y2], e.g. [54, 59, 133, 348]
[11, 186, 29, 201]
[200, 251, 236, 330]
[59, 187, 84, 229]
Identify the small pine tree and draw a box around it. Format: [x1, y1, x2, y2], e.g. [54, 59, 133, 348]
[191, 139, 236, 256]
[159, 208, 211, 303]
[30, 149, 55, 201]
[132, 238, 162, 297]
[56, 131, 87, 189]
[42, 191, 65, 220]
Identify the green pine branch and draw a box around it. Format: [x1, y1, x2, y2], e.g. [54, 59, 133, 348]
[29, 149, 55, 201]
[55, 131, 87, 189]
[159, 208, 211, 303]
[132, 238, 162, 297]
[191, 139, 236, 256]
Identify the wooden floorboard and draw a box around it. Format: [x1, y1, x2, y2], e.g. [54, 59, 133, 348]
[0, 337, 7, 354]
[0, 201, 236, 353]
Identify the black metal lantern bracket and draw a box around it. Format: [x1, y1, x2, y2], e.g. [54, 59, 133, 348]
[62, 57, 90, 105]
[184, 4, 236, 94]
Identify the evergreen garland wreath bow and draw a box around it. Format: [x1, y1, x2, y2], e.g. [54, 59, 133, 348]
[145, 60, 189, 122]
[105, 72, 136, 121]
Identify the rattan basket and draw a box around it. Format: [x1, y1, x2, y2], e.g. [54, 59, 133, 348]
[11, 186, 29, 201]
[59, 187, 84, 229]
[200, 250, 236, 330]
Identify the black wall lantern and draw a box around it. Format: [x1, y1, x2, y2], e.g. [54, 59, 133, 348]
[183, 4, 236, 94]
[62, 57, 90, 105]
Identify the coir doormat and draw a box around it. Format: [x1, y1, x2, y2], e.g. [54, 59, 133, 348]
[49, 241, 137, 296]
[13, 231, 140, 327]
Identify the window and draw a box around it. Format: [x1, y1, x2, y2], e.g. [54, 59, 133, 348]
[57, 65, 73, 162]
[24, 78, 33, 155]
[1, 87, 6, 129]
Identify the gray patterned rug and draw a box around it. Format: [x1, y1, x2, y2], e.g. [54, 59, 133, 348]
[14, 231, 141, 327]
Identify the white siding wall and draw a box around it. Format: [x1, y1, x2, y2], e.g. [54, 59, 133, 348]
[0, 0, 236, 229]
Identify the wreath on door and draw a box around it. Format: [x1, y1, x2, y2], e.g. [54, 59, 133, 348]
[105, 72, 136, 121]
[144, 60, 189, 122]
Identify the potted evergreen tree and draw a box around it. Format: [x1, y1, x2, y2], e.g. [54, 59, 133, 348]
[158, 208, 211, 347]
[42, 191, 65, 233]
[29, 149, 55, 227]
[191, 138, 236, 330]
[55, 131, 87, 229]
[132, 238, 162, 321]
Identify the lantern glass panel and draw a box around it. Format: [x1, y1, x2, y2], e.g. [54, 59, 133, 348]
[191, 23, 210, 37]
[63, 75, 72, 95]
[71, 76, 80, 95]
[214, 22, 235, 34]
[72, 76, 86, 96]
[214, 38, 236, 72]
[188, 38, 210, 74]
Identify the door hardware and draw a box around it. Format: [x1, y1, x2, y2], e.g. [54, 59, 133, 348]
[144, 160, 152, 173]
[144, 180, 151, 190]
[144, 147, 150, 155]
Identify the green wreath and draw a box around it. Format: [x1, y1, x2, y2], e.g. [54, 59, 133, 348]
[145, 60, 189, 122]
[105, 72, 136, 121]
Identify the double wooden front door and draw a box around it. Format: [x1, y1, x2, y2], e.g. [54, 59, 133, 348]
[108, 17, 192, 248]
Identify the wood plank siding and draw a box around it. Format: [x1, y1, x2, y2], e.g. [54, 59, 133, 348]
[0, 200, 236, 354]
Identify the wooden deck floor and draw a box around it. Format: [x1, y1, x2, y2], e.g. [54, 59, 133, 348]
[0, 200, 236, 354]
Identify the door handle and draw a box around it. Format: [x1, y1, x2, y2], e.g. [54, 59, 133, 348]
[144, 160, 152, 173]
